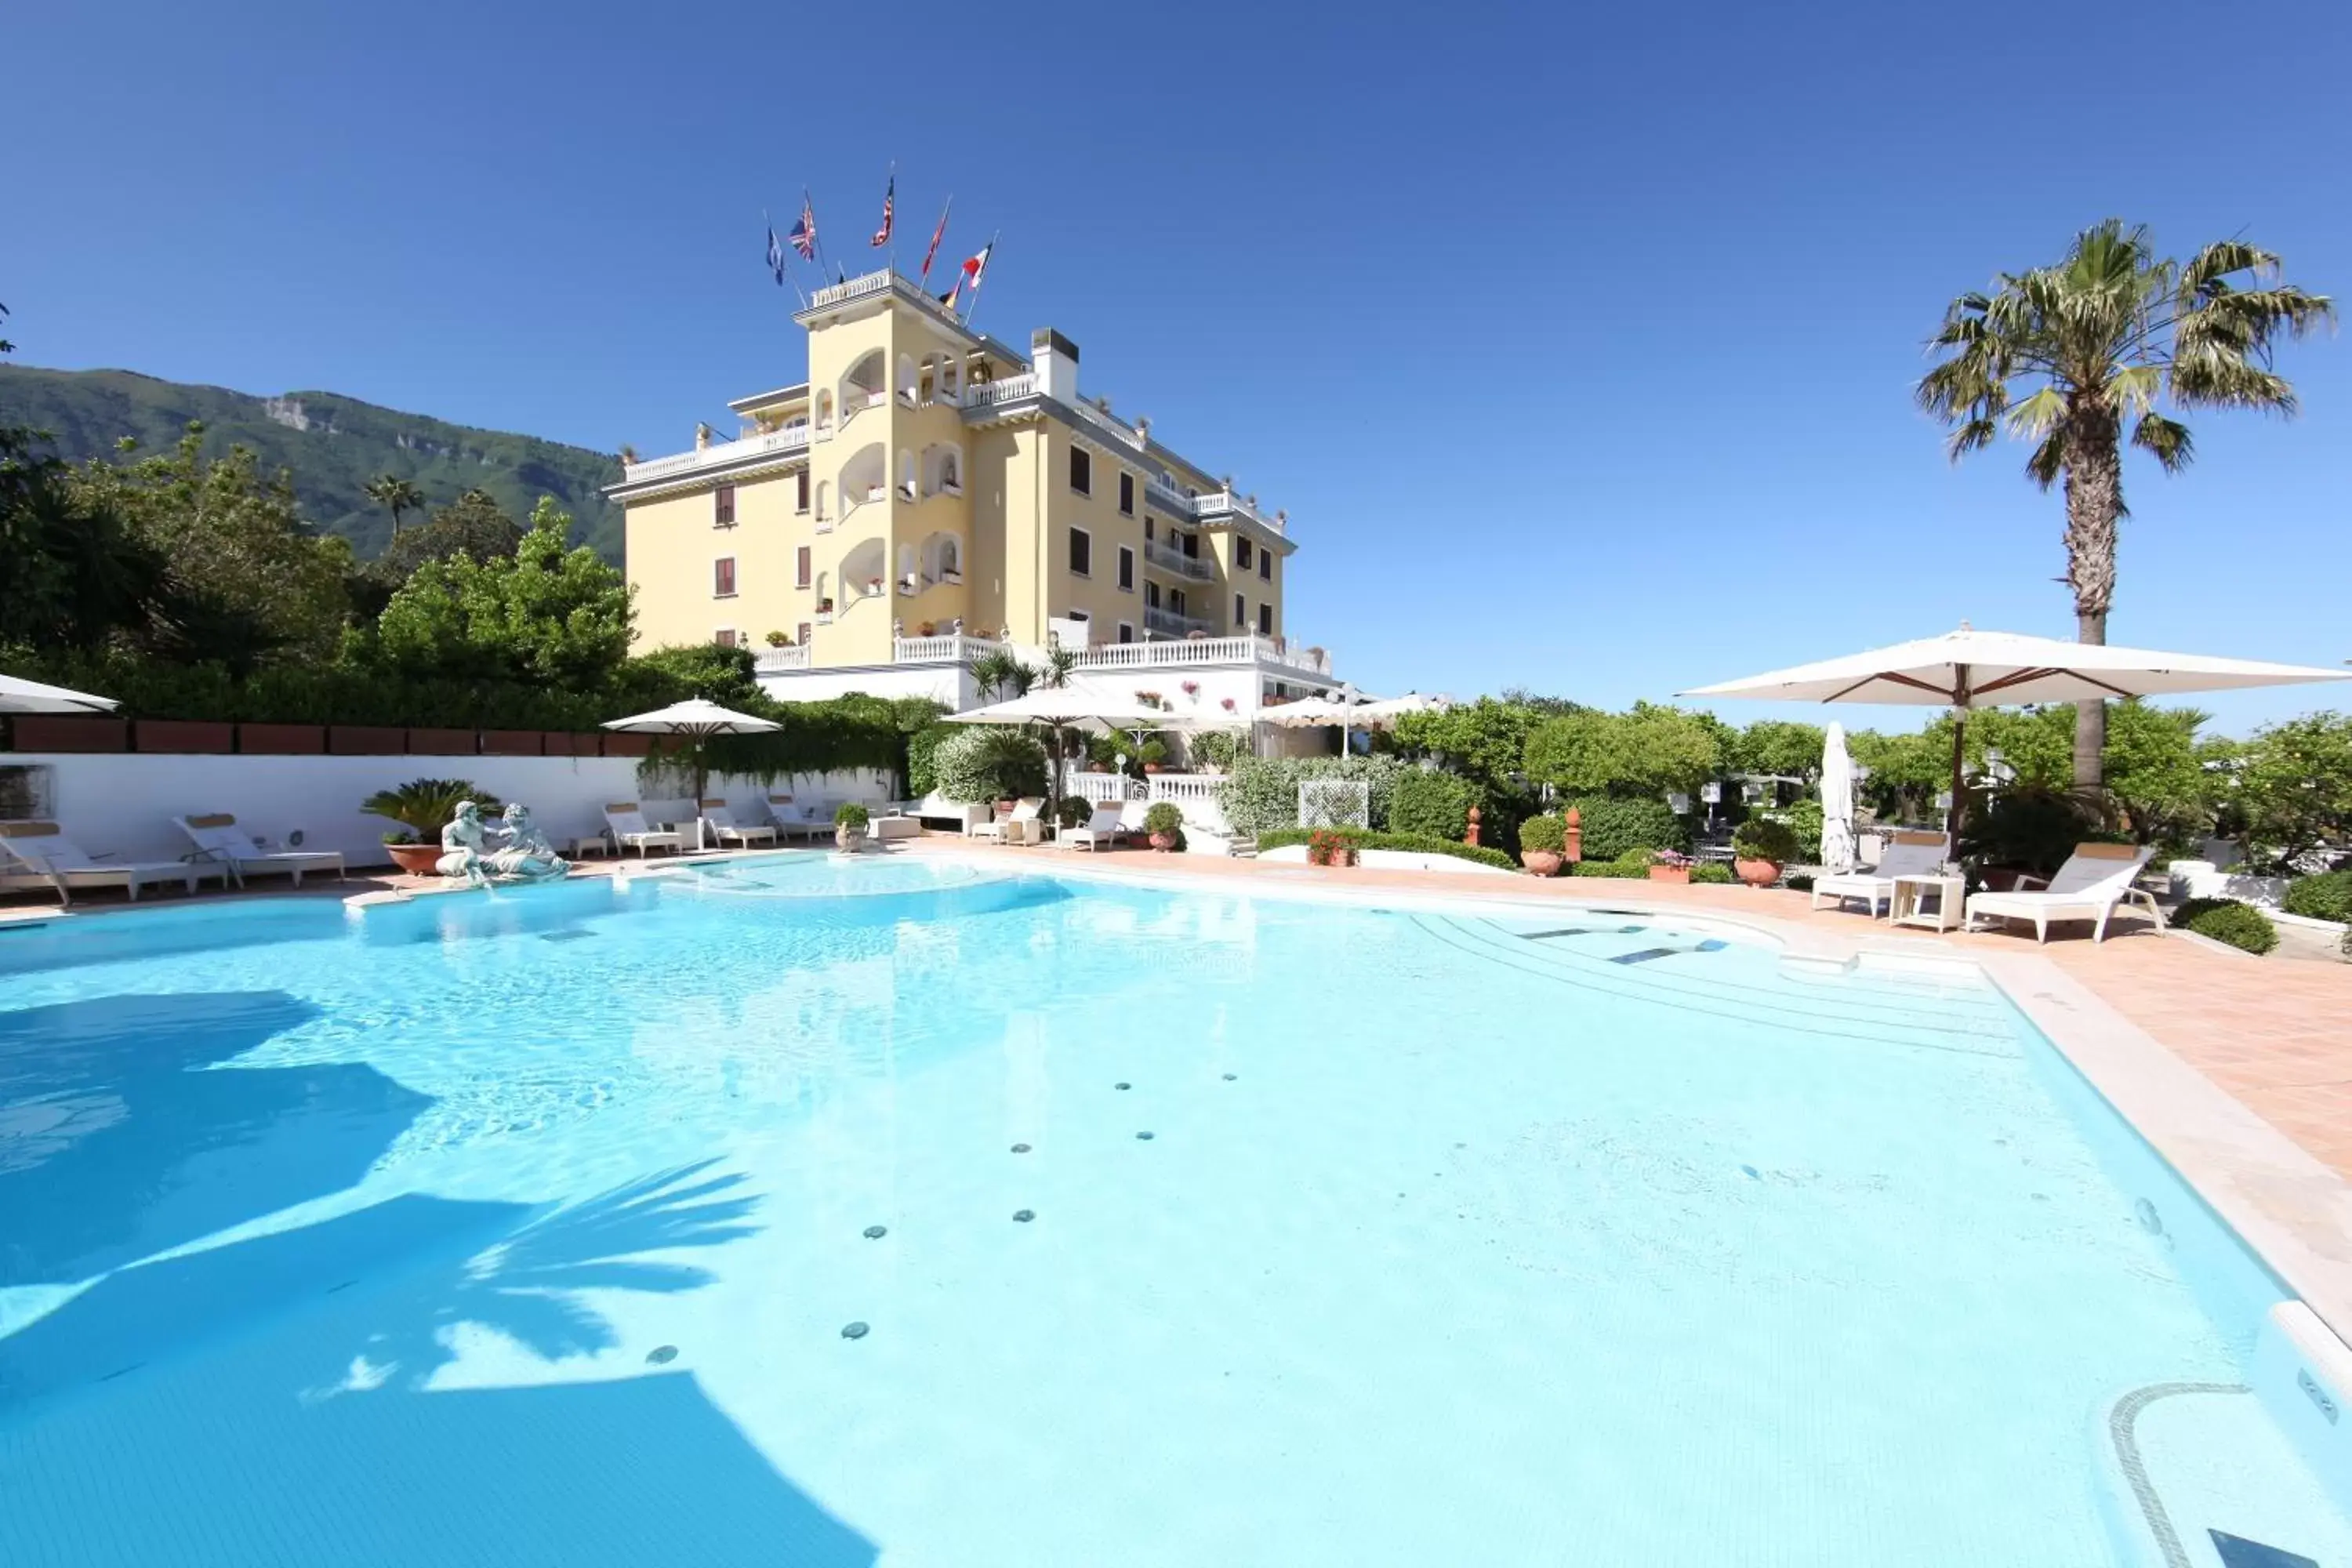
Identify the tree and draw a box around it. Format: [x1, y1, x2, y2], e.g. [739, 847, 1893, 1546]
[1917, 220, 2332, 794]
[377, 497, 630, 685]
[2224, 712, 2352, 872]
[364, 473, 426, 538]
[1391, 697, 1541, 793]
[1730, 720, 1825, 781]
[1523, 702, 1723, 799]
[970, 646, 1033, 701]
[372, 488, 524, 583]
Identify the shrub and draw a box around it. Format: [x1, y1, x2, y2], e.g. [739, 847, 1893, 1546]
[1785, 873, 1816, 892]
[1572, 853, 1656, 877]
[1258, 826, 1515, 872]
[833, 802, 871, 829]
[1516, 813, 1566, 854]
[1389, 769, 1477, 842]
[2281, 870, 2352, 925]
[1959, 786, 2109, 877]
[1214, 755, 1406, 836]
[1143, 802, 1184, 836]
[1185, 729, 1247, 773]
[1731, 818, 1801, 864]
[1778, 797, 1824, 862]
[1558, 796, 1687, 861]
[1691, 862, 1734, 884]
[361, 779, 504, 838]
[905, 722, 958, 798]
[930, 726, 1047, 803]
[2172, 897, 2278, 955]
[1055, 797, 1092, 829]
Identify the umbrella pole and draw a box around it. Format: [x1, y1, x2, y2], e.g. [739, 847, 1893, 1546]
[1947, 710, 1967, 843]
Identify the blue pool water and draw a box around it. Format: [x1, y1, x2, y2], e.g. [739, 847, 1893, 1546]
[0, 856, 2337, 1566]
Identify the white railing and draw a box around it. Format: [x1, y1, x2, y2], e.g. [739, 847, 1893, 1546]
[755, 645, 811, 672]
[811, 268, 894, 308]
[894, 633, 1004, 664]
[1071, 635, 1331, 675]
[1195, 488, 1287, 535]
[1145, 539, 1215, 581]
[1145, 605, 1217, 638]
[622, 424, 810, 484]
[1064, 771, 1232, 832]
[1146, 476, 1197, 515]
[962, 372, 1037, 408]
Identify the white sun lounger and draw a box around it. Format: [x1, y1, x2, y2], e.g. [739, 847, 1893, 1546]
[0, 822, 227, 906]
[173, 813, 346, 888]
[604, 803, 685, 858]
[699, 799, 777, 848]
[763, 796, 836, 841]
[1060, 804, 1126, 852]
[1965, 842, 2163, 944]
[971, 798, 1043, 844]
[1809, 830, 1950, 917]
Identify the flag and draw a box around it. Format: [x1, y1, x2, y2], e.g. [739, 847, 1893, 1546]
[787, 194, 817, 260]
[918, 197, 952, 283]
[869, 173, 895, 247]
[952, 239, 993, 315]
[765, 224, 786, 285]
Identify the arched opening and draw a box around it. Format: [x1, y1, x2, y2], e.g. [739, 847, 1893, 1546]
[896, 543, 919, 596]
[921, 443, 964, 497]
[898, 448, 918, 500]
[920, 529, 964, 586]
[837, 443, 887, 515]
[840, 537, 887, 601]
[814, 570, 833, 619]
[812, 479, 831, 530]
[941, 354, 964, 402]
[896, 353, 919, 404]
[838, 351, 886, 419]
[813, 388, 834, 434]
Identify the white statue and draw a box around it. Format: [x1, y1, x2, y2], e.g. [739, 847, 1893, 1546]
[437, 800, 568, 884]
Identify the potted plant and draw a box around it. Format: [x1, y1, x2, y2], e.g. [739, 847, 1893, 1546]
[1144, 801, 1184, 852]
[1730, 818, 1800, 888]
[764, 630, 791, 648]
[833, 801, 871, 853]
[1307, 828, 1357, 869]
[1517, 813, 1566, 877]
[363, 778, 503, 874]
[1646, 848, 1693, 885]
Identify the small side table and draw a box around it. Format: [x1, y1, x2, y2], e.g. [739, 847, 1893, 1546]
[568, 834, 612, 859]
[1891, 873, 1965, 933]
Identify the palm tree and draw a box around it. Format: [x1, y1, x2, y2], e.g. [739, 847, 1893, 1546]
[1917, 220, 2331, 793]
[364, 474, 425, 539]
[970, 646, 1033, 701]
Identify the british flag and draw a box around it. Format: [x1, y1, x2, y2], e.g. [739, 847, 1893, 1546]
[787, 194, 817, 260]
[869, 174, 894, 248]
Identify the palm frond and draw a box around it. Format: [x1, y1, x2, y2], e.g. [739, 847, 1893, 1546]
[2179, 238, 2281, 301]
[2170, 347, 2298, 413]
[2106, 363, 2163, 416]
[1947, 417, 1999, 461]
[2002, 385, 2067, 440]
[2130, 412, 2194, 472]
[2024, 431, 2064, 490]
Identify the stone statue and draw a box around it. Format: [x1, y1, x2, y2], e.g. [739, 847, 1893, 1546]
[436, 800, 569, 884]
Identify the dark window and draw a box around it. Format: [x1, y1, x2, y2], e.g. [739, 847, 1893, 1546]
[714, 557, 737, 597]
[1068, 526, 1091, 577]
[1118, 472, 1134, 515]
[1118, 622, 1134, 644]
[1117, 546, 1134, 592]
[1259, 550, 1272, 581]
[1144, 516, 1154, 541]
[714, 485, 736, 526]
[714, 628, 738, 648]
[796, 470, 810, 512]
[1258, 602, 1274, 635]
[1069, 445, 1091, 495]
[1234, 593, 1246, 626]
[796, 546, 811, 589]
[1181, 532, 1199, 558]
[1145, 581, 1161, 609]
[1169, 588, 1186, 616]
[1236, 538, 1253, 568]
[796, 621, 812, 646]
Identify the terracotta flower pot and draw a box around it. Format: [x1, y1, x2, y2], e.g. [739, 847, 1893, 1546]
[1647, 865, 1692, 884]
[1733, 858, 1781, 888]
[385, 842, 444, 875]
[1521, 849, 1563, 877]
[1149, 830, 1178, 852]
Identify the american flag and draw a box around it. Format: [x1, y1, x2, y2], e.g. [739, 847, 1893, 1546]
[869, 174, 895, 248]
[787, 194, 817, 260]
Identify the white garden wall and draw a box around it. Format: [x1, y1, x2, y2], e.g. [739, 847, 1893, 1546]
[3, 753, 896, 870]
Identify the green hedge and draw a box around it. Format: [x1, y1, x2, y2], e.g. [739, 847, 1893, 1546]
[905, 722, 958, 798]
[2281, 869, 2352, 925]
[1258, 826, 1515, 871]
[931, 726, 1047, 803]
[2172, 897, 2279, 955]
[1691, 862, 1734, 884]
[1570, 852, 1659, 877]
[1214, 756, 1406, 836]
[1388, 769, 1476, 841]
[1559, 796, 1688, 861]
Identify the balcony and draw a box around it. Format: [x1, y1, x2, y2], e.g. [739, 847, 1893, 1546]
[960, 372, 1037, 408]
[1146, 475, 1196, 515]
[1144, 604, 1217, 638]
[893, 633, 1005, 665]
[755, 645, 811, 672]
[810, 268, 895, 309]
[1195, 488, 1287, 536]
[619, 424, 809, 486]
[1144, 539, 1215, 582]
[1072, 634, 1330, 677]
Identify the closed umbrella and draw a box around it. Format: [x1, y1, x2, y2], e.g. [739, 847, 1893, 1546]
[1818, 722, 1857, 875]
[1, 673, 119, 714]
[603, 699, 782, 845]
[1682, 624, 2349, 837]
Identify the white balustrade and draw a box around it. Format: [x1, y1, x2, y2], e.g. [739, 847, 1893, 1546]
[1195, 488, 1287, 535]
[811, 268, 893, 308]
[962, 372, 1037, 407]
[1145, 540, 1215, 581]
[894, 634, 1004, 664]
[621, 424, 810, 485]
[1145, 476, 1197, 515]
[1070, 635, 1330, 675]
[755, 645, 811, 672]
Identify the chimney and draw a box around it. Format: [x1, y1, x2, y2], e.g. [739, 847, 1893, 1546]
[1033, 328, 1079, 402]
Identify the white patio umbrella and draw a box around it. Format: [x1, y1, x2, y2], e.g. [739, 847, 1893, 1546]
[1, 672, 120, 714]
[949, 689, 1206, 820]
[1262, 691, 1447, 756]
[1682, 624, 2350, 836]
[603, 699, 782, 844]
[1818, 722, 1857, 875]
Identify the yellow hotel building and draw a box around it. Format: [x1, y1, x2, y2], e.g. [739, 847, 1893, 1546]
[608, 267, 1340, 713]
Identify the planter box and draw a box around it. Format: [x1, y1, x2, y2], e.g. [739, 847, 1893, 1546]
[601, 733, 651, 758]
[133, 719, 236, 753]
[546, 732, 601, 758]
[329, 725, 407, 756]
[238, 723, 325, 755]
[408, 728, 477, 757]
[9, 715, 128, 753]
[1647, 865, 1692, 884]
[479, 730, 544, 757]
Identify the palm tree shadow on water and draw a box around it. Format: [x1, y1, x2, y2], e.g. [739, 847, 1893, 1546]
[0, 987, 879, 1566]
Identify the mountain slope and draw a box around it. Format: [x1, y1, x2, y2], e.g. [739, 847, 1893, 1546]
[0, 365, 624, 562]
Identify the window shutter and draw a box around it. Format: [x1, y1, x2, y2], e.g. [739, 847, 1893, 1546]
[715, 485, 736, 525]
[797, 546, 811, 588]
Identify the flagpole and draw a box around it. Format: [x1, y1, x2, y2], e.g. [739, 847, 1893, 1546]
[765, 209, 809, 310]
[805, 187, 833, 285]
[962, 230, 1000, 333]
[884, 162, 897, 278]
[919, 195, 953, 289]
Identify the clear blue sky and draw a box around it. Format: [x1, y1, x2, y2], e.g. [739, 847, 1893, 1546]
[9, 0, 2349, 737]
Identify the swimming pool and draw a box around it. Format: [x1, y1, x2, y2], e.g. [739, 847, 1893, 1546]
[0, 855, 2343, 1566]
